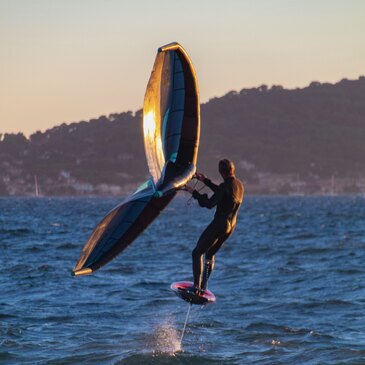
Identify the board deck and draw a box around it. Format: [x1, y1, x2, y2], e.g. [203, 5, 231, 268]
[171, 281, 216, 305]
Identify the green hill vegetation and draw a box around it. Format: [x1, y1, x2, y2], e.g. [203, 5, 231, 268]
[1, 76, 364, 196]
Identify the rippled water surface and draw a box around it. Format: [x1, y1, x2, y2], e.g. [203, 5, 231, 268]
[1, 196, 365, 364]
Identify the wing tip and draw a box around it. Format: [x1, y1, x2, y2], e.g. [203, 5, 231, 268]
[158, 42, 180, 53]
[72, 268, 93, 277]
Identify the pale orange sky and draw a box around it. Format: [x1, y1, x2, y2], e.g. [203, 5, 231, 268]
[1, 0, 364, 137]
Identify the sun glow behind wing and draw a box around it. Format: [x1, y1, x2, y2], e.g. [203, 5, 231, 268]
[143, 108, 165, 186]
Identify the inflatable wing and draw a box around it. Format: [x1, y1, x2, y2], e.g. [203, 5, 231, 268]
[73, 42, 200, 276]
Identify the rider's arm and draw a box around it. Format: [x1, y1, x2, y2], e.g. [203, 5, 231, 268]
[192, 185, 223, 209]
[203, 178, 219, 193]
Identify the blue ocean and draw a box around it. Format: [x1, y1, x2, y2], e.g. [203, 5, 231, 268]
[1, 196, 365, 364]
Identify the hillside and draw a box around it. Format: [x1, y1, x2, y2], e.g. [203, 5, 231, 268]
[0, 76, 364, 196]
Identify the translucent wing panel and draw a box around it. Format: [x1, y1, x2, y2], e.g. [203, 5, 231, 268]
[143, 53, 168, 185]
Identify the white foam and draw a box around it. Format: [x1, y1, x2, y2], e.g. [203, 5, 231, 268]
[152, 318, 182, 355]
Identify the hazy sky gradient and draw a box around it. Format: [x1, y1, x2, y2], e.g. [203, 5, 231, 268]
[1, 0, 364, 136]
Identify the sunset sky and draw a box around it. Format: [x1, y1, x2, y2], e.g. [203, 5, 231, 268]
[1, 0, 364, 136]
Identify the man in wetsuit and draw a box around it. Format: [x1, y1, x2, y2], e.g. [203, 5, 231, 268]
[185, 159, 244, 295]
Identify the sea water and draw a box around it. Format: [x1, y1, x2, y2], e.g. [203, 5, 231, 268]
[1, 196, 365, 364]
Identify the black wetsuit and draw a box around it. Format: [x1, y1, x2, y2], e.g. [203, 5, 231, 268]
[192, 175, 244, 289]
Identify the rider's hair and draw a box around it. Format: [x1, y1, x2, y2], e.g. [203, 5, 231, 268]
[219, 159, 235, 176]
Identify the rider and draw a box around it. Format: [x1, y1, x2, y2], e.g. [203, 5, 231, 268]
[185, 159, 244, 295]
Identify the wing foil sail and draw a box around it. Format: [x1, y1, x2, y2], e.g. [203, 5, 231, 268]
[73, 42, 200, 275]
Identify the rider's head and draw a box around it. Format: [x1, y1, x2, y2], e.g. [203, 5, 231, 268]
[219, 159, 235, 179]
